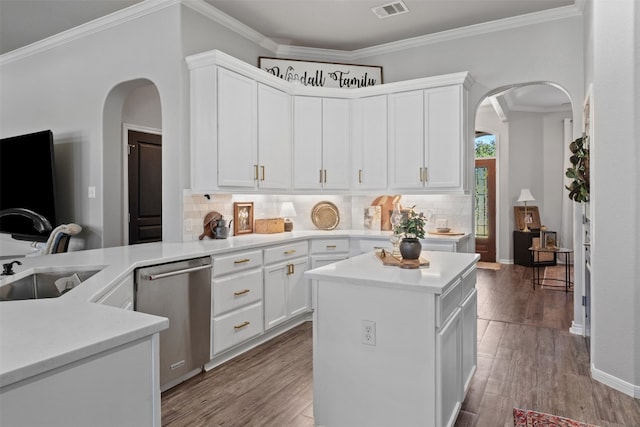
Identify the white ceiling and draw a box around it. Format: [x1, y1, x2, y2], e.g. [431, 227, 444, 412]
[0, 0, 575, 111]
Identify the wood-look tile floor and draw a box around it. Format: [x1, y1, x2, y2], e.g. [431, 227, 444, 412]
[161, 263, 640, 427]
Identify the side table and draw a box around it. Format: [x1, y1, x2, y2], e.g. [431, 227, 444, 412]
[529, 247, 573, 292]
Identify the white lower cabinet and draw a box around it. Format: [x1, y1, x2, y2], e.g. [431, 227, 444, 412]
[211, 250, 264, 356]
[310, 238, 349, 268]
[437, 307, 462, 427]
[461, 288, 478, 393]
[263, 241, 310, 330]
[97, 274, 133, 310]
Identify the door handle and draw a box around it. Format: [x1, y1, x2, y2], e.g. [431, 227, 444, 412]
[260, 165, 265, 181]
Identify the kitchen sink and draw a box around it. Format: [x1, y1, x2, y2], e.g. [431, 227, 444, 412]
[0, 267, 103, 301]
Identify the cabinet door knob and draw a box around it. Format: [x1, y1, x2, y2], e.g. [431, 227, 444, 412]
[254, 165, 259, 180]
[234, 289, 251, 296]
[260, 165, 265, 181]
[359, 169, 363, 183]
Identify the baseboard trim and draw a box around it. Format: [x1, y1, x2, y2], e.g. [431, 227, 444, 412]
[591, 364, 640, 398]
[569, 320, 583, 335]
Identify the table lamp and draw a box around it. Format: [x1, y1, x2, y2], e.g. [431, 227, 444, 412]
[517, 188, 535, 232]
[280, 202, 297, 232]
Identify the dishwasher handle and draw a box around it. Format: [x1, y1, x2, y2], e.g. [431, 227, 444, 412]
[144, 264, 211, 281]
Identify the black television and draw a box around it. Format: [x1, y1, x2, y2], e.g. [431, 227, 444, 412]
[0, 130, 57, 242]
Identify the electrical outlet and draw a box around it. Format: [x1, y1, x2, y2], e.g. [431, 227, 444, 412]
[362, 320, 376, 345]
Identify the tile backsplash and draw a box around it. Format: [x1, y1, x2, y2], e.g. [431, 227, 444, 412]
[183, 191, 472, 241]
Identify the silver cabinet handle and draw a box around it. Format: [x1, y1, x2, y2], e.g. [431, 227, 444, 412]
[145, 264, 210, 280]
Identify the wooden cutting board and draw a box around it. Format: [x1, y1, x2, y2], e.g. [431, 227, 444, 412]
[375, 250, 430, 269]
[371, 195, 401, 231]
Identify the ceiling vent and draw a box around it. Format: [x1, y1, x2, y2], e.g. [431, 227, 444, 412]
[371, 1, 409, 19]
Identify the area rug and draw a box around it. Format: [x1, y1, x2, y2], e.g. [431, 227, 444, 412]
[477, 261, 501, 271]
[513, 407, 599, 427]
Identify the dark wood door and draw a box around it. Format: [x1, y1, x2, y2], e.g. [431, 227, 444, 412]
[475, 158, 496, 262]
[128, 130, 162, 244]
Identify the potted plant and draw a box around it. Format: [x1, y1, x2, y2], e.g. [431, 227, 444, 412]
[565, 135, 590, 203]
[394, 206, 427, 259]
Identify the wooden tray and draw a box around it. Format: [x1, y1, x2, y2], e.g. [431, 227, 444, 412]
[375, 250, 429, 269]
[427, 230, 465, 236]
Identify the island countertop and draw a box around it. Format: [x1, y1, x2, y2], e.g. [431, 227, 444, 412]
[305, 249, 480, 293]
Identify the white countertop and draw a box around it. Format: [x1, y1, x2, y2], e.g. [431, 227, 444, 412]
[305, 250, 479, 293]
[0, 229, 470, 387]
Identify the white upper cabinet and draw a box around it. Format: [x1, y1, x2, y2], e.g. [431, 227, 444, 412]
[293, 97, 350, 190]
[187, 50, 471, 194]
[389, 85, 465, 191]
[351, 95, 388, 190]
[257, 84, 292, 190]
[217, 67, 258, 188]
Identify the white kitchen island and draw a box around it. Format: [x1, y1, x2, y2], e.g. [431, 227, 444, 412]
[305, 250, 480, 427]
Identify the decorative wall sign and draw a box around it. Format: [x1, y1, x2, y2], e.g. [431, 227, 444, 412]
[258, 57, 383, 89]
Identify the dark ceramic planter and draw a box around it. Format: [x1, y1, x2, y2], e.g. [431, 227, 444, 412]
[399, 237, 422, 260]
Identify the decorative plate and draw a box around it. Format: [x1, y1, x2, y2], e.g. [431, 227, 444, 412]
[311, 201, 340, 230]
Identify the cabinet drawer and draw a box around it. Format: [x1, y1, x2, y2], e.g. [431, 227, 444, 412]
[461, 265, 477, 300]
[212, 302, 263, 355]
[213, 250, 263, 277]
[421, 240, 456, 252]
[437, 278, 462, 328]
[310, 238, 349, 254]
[350, 238, 389, 255]
[212, 268, 263, 316]
[263, 241, 308, 265]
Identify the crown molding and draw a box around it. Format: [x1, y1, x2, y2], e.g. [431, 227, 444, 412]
[0, 0, 181, 66]
[1, 0, 583, 66]
[301, 4, 583, 61]
[182, 0, 279, 53]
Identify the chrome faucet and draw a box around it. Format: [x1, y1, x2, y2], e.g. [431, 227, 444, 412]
[0, 208, 52, 233]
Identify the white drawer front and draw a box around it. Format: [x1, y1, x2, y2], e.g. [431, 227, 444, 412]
[310, 238, 349, 254]
[351, 238, 390, 255]
[213, 250, 263, 277]
[212, 268, 263, 316]
[212, 302, 263, 355]
[422, 241, 456, 252]
[461, 265, 477, 300]
[263, 241, 308, 265]
[437, 278, 462, 328]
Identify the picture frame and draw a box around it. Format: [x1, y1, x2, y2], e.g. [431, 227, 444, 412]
[541, 230, 557, 249]
[258, 57, 383, 89]
[233, 202, 254, 235]
[513, 206, 541, 231]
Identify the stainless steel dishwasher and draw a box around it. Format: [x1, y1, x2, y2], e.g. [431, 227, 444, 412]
[134, 256, 211, 391]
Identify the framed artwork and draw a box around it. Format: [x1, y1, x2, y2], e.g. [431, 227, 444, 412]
[513, 206, 541, 231]
[258, 57, 383, 89]
[541, 230, 557, 249]
[233, 202, 254, 235]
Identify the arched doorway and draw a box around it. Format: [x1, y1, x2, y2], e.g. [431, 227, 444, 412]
[102, 79, 162, 248]
[474, 82, 573, 265]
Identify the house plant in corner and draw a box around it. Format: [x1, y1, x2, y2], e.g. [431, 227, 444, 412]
[394, 206, 427, 260]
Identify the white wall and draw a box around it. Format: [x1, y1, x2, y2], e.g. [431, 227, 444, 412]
[0, 4, 185, 249]
[586, 0, 639, 396]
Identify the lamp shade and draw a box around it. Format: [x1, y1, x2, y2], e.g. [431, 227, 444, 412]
[279, 202, 297, 218]
[517, 188, 535, 203]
